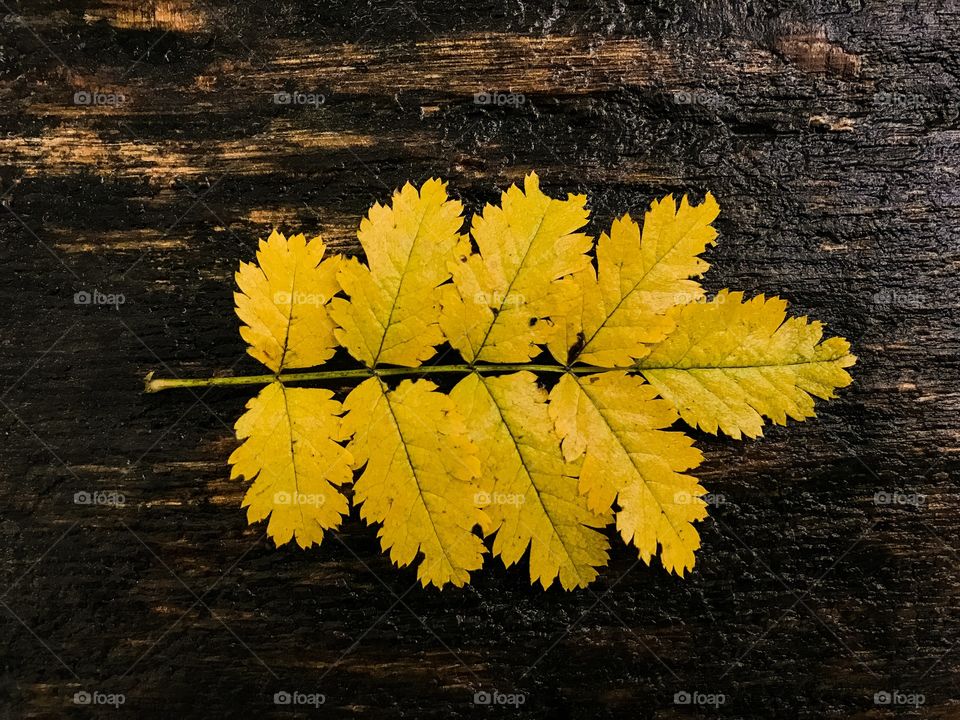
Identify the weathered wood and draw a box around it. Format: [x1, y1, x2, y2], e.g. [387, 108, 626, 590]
[1, 1, 958, 718]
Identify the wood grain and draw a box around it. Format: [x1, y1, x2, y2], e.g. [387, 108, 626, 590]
[1, 1, 959, 718]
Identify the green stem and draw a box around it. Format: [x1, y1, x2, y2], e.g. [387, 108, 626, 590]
[143, 364, 615, 393]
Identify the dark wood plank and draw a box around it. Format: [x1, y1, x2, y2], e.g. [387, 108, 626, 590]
[1, 1, 958, 718]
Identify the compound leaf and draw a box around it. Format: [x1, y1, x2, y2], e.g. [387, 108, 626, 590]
[209, 175, 858, 590]
[341, 377, 487, 588]
[439, 172, 592, 363]
[330, 178, 465, 367]
[450, 371, 609, 590]
[229, 381, 353, 548]
[549, 193, 720, 366]
[638, 290, 857, 439]
[235, 230, 341, 371]
[549, 371, 706, 574]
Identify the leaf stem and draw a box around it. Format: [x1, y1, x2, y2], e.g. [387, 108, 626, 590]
[143, 364, 615, 393]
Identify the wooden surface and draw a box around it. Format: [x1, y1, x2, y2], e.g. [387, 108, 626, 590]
[2, 1, 959, 718]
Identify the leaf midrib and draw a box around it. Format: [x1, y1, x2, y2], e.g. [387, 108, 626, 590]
[478, 373, 590, 588]
[277, 262, 299, 371]
[279, 383, 306, 533]
[576, 211, 711, 362]
[473, 203, 551, 360]
[574, 374, 692, 546]
[372, 199, 433, 365]
[379, 379, 458, 579]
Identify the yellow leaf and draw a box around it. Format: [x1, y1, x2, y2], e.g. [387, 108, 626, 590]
[205, 174, 859, 589]
[549, 372, 706, 575]
[229, 381, 353, 548]
[549, 193, 720, 365]
[638, 290, 857, 439]
[235, 230, 341, 372]
[341, 377, 487, 588]
[330, 178, 465, 367]
[439, 172, 592, 363]
[450, 371, 609, 590]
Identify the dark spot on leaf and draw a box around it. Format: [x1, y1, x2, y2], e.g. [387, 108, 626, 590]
[567, 332, 586, 363]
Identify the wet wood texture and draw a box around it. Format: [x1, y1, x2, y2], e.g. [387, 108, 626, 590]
[1, 1, 959, 718]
